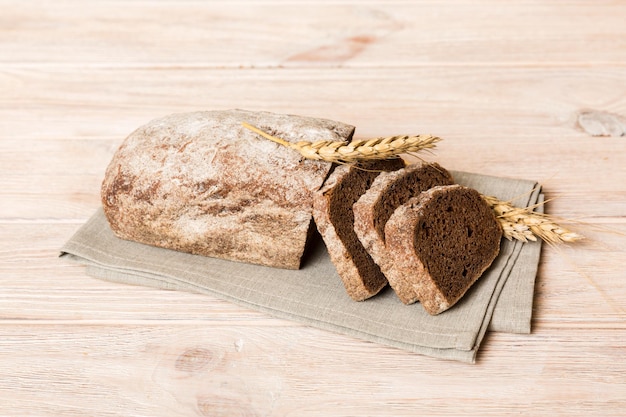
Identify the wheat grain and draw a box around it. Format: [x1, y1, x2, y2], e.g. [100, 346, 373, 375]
[242, 122, 440, 163]
[242, 122, 581, 244]
[481, 194, 584, 244]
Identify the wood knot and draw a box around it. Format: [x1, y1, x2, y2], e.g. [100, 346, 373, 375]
[285, 34, 377, 63]
[197, 396, 257, 417]
[577, 109, 626, 137]
[348, 35, 376, 45]
[175, 347, 213, 373]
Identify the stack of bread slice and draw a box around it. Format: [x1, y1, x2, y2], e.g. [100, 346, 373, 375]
[313, 161, 502, 315]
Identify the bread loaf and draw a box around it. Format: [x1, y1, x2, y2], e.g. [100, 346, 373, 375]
[312, 159, 405, 301]
[384, 185, 502, 313]
[101, 109, 355, 269]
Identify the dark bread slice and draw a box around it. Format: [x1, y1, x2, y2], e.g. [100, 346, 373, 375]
[353, 162, 454, 282]
[313, 159, 405, 301]
[384, 184, 502, 314]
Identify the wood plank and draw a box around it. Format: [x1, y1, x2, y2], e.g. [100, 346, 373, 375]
[2, 67, 625, 140]
[1, 0, 625, 66]
[0, 68, 626, 213]
[0, 324, 624, 416]
[2, 67, 625, 221]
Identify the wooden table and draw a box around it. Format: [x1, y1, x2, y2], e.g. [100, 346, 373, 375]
[2, 1, 625, 415]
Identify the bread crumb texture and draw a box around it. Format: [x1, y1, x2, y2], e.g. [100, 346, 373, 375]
[384, 185, 502, 314]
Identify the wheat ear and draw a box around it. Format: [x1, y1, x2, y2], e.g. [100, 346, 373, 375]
[242, 122, 440, 163]
[242, 122, 581, 244]
[481, 194, 584, 244]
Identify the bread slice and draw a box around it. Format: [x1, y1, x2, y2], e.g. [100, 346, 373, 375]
[353, 162, 454, 282]
[313, 159, 405, 301]
[384, 185, 502, 314]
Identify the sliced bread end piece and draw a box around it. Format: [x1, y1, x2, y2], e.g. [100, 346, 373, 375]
[384, 184, 502, 314]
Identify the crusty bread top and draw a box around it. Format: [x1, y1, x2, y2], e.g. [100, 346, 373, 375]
[101, 109, 355, 269]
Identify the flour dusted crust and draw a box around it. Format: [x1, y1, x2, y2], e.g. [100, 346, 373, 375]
[384, 185, 502, 314]
[101, 109, 355, 269]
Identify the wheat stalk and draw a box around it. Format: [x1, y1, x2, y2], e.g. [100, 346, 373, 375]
[242, 122, 581, 244]
[242, 122, 440, 163]
[481, 194, 584, 244]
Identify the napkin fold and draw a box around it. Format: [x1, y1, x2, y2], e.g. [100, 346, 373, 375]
[61, 171, 542, 363]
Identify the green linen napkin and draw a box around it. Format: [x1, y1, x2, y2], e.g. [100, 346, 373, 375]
[61, 171, 542, 363]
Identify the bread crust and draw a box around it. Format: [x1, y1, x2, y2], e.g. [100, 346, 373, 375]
[101, 109, 355, 269]
[312, 160, 404, 301]
[384, 185, 502, 314]
[353, 162, 454, 280]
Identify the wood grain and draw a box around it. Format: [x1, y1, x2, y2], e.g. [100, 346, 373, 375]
[1, 0, 626, 416]
[3, 66, 626, 140]
[1, 325, 625, 416]
[1, 1, 625, 66]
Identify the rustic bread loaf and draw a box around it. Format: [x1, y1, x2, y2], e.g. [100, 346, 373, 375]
[101, 109, 355, 269]
[384, 185, 502, 314]
[352, 162, 454, 280]
[312, 159, 406, 301]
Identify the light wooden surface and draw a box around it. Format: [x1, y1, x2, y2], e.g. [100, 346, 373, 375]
[2, 1, 626, 415]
